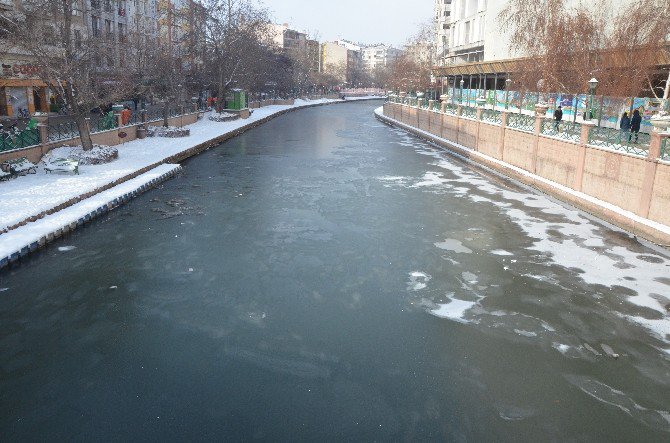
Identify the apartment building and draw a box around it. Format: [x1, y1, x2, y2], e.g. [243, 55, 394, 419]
[272, 24, 320, 73]
[361, 45, 403, 72]
[157, 0, 206, 65]
[434, 0, 452, 66]
[1, 0, 158, 117]
[446, 0, 513, 65]
[321, 41, 362, 84]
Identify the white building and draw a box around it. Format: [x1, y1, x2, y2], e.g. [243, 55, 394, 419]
[361, 45, 403, 72]
[444, 0, 512, 65]
[434, 0, 452, 66]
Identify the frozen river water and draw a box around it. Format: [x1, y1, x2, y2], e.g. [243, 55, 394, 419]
[1, 101, 669, 440]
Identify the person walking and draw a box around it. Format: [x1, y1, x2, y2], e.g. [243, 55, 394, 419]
[554, 106, 563, 130]
[619, 111, 631, 143]
[629, 109, 642, 143]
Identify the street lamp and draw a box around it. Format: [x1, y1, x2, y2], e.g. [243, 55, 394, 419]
[460, 79, 465, 105]
[505, 78, 512, 110]
[587, 77, 598, 121]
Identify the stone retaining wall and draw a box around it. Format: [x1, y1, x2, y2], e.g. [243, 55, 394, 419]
[380, 102, 670, 246]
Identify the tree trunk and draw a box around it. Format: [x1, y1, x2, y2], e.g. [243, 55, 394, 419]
[163, 102, 169, 128]
[75, 115, 94, 151]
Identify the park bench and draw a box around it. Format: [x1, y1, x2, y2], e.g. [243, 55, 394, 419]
[1, 157, 37, 176]
[44, 157, 80, 175]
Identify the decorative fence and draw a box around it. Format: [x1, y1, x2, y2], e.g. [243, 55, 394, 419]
[541, 120, 581, 143]
[48, 121, 80, 142]
[587, 126, 650, 157]
[0, 128, 40, 152]
[461, 106, 477, 119]
[443, 103, 459, 115]
[507, 113, 535, 132]
[91, 113, 118, 133]
[480, 109, 502, 125]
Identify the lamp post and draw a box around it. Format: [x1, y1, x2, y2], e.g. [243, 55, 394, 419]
[587, 77, 598, 121]
[505, 78, 511, 110]
[459, 79, 465, 105]
[451, 77, 456, 105]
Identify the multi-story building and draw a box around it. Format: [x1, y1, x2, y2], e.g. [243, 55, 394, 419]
[1, 0, 158, 117]
[321, 41, 362, 84]
[272, 23, 320, 73]
[444, 0, 511, 65]
[157, 0, 206, 66]
[361, 45, 403, 72]
[434, 0, 452, 66]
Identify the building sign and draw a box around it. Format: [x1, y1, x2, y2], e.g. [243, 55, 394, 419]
[1, 61, 41, 78]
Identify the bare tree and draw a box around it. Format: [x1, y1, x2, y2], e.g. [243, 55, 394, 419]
[1, 0, 142, 149]
[204, 0, 273, 110]
[499, 0, 670, 101]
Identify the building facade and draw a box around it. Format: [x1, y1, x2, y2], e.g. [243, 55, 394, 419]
[361, 45, 403, 72]
[434, 0, 452, 67]
[272, 24, 320, 73]
[321, 41, 362, 84]
[1, 0, 158, 118]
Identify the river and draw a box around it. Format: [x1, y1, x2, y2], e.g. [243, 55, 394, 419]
[1, 101, 669, 440]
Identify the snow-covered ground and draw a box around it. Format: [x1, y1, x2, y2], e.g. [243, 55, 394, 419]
[0, 164, 181, 261]
[0, 97, 380, 234]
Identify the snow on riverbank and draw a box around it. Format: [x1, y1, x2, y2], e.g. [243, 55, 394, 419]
[0, 164, 181, 261]
[0, 98, 380, 234]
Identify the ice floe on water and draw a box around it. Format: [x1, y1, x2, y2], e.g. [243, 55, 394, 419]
[407, 272, 431, 291]
[434, 239, 472, 254]
[431, 297, 477, 323]
[57, 246, 77, 252]
[490, 249, 514, 256]
[395, 140, 670, 346]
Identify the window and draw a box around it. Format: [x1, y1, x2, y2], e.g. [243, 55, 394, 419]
[74, 29, 82, 48]
[92, 16, 100, 37]
[105, 19, 112, 40]
[118, 23, 124, 42]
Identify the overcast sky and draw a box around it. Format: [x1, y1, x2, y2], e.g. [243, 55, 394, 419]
[260, 0, 433, 47]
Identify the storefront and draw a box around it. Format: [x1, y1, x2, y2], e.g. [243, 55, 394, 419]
[1, 60, 51, 117]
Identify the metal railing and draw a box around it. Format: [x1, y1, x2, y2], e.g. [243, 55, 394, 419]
[660, 137, 669, 161]
[461, 106, 477, 119]
[480, 109, 502, 125]
[0, 128, 40, 152]
[443, 103, 458, 115]
[91, 113, 117, 133]
[541, 120, 581, 143]
[588, 126, 650, 157]
[48, 121, 80, 142]
[432, 101, 441, 112]
[145, 108, 162, 122]
[507, 113, 535, 132]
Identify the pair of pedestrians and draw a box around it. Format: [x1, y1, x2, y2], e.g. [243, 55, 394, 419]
[619, 110, 642, 143]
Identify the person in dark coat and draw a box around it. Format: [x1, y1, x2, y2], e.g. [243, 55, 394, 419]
[629, 109, 642, 143]
[554, 106, 563, 130]
[619, 111, 631, 142]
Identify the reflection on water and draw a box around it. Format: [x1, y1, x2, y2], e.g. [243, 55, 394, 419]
[0, 101, 669, 440]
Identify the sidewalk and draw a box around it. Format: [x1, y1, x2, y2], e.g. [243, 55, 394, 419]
[0, 97, 381, 265]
